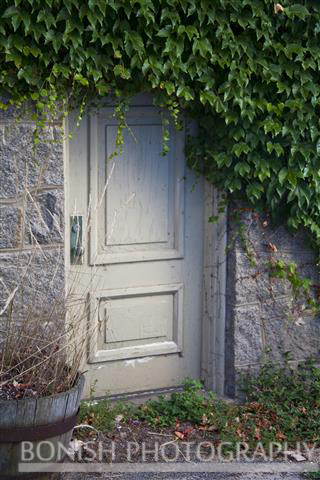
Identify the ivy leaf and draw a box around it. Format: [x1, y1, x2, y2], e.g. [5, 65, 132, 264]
[126, 31, 144, 51]
[234, 161, 250, 176]
[163, 81, 175, 95]
[246, 182, 264, 200]
[157, 27, 171, 37]
[278, 168, 288, 185]
[2, 6, 19, 18]
[266, 142, 273, 154]
[274, 143, 284, 157]
[19, 11, 31, 31]
[232, 142, 250, 157]
[74, 73, 89, 86]
[193, 37, 212, 57]
[177, 85, 194, 101]
[285, 5, 310, 20]
[11, 15, 21, 31]
[113, 64, 130, 79]
[184, 26, 199, 41]
[200, 91, 216, 106]
[52, 35, 63, 54]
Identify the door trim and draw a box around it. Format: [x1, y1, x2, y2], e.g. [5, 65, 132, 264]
[201, 183, 227, 395]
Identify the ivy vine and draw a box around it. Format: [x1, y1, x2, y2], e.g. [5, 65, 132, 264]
[1, 0, 320, 252]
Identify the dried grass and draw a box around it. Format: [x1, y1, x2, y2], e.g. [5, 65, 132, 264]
[0, 121, 136, 400]
[0, 244, 89, 399]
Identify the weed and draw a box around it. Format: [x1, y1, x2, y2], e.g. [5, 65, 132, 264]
[134, 378, 227, 428]
[78, 362, 320, 455]
[232, 359, 320, 447]
[79, 398, 135, 432]
[304, 471, 320, 479]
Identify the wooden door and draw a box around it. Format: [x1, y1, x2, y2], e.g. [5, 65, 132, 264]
[66, 95, 204, 398]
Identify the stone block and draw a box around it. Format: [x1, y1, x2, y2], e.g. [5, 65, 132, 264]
[35, 127, 64, 187]
[229, 206, 311, 253]
[0, 205, 22, 249]
[0, 103, 23, 121]
[280, 252, 319, 284]
[0, 124, 63, 199]
[24, 189, 64, 245]
[233, 303, 264, 366]
[262, 314, 320, 363]
[229, 239, 319, 305]
[232, 251, 291, 305]
[0, 248, 65, 320]
[261, 295, 294, 320]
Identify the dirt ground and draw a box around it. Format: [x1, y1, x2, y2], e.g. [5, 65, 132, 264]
[72, 419, 320, 465]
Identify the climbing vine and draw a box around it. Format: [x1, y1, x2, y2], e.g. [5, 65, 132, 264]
[1, 0, 320, 251]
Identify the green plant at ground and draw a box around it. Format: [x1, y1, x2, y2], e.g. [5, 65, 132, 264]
[134, 378, 226, 428]
[79, 398, 135, 432]
[235, 360, 320, 447]
[79, 363, 320, 452]
[305, 471, 320, 479]
[0, 1, 320, 249]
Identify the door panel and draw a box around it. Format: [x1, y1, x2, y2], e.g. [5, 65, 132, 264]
[66, 95, 204, 398]
[90, 108, 184, 264]
[92, 283, 183, 362]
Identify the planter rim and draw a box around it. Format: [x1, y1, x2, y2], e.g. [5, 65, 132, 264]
[0, 372, 85, 405]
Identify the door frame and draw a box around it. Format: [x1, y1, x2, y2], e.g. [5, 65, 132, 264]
[202, 184, 227, 395]
[64, 109, 227, 397]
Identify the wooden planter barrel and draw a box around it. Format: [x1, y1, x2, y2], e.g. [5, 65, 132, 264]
[0, 374, 84, 480]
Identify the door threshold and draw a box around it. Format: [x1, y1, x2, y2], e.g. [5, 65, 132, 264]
[86, 386, 237, 405]
[100, 385, 185, 405]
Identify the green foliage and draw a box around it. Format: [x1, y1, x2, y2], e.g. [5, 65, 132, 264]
[135, 378, 221, 427]
[0, 1, 320, 248]
[305, 471, 320, 479]
[80, 366, 320, 452]
[79, 398, 134, 432]
[269, 258, 319, 312]
[238, 360, 320, 446]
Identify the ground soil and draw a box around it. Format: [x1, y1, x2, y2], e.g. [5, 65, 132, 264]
[73, 419, 226, 464]
[72, 419, 320, 465]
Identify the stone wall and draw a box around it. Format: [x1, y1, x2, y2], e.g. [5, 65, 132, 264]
[225, 206, 320, 397]
[0, 113, 65, 323]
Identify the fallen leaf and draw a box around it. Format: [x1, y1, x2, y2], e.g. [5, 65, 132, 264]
[268, 242, 278, 252]
[68, 438, 84, 457]
[175, 431, 185, 440]
[276, 431, 286, 441]
[208, 425, 219, 432]
[201, 442, 212, 449]
[182, 426, 193, 437]
[202, 414, 208, 425]
[274, 3, 284, 14]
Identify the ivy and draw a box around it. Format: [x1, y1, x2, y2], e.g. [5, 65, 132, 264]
[0, 0, 320, 252]
[268, 258, 320, 315]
